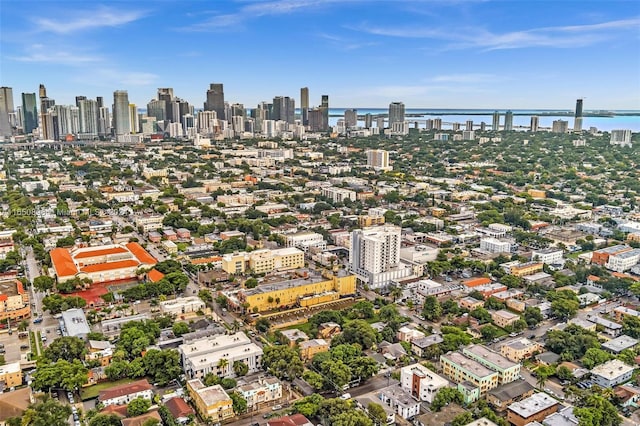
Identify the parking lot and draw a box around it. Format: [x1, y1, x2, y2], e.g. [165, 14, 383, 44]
[266, 298, 358, 329]
[0, 330, 30, 363]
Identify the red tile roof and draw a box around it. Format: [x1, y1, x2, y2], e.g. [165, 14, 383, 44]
[148, 269, 165, 283]
[98, 379, 152, 401]
[50, 248, 79, 277]
[463, 277, 492, 287]
[99, 404, 128, 417]
[165, 397, 194, 418]
[121, 410, 162, 426]
[80, 260, 140, 273]
[268, 414, 313, 426]
[126, 242, 157, 265]
[74, 247, 129, 259]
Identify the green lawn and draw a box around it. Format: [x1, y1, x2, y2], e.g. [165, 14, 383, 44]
[81, 378, 138, 400]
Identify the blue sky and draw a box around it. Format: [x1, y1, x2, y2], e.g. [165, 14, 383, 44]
[1, 0, 639, 109]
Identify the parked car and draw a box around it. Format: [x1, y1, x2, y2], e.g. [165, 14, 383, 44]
[33, 318, 43, 324]
[272, 405, 282, 411]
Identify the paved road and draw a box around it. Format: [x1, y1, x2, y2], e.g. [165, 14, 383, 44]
[351, 374, 400, 398]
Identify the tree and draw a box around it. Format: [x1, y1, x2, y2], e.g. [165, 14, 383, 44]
[551, 298, 579, 320]
[255, 318, 271, 333]
[331, 410, 373, 426]
[198, 289, 213, 304]
[89, 414, 123, 426]
[221, 378, 237, 389]
[262, 345, 304, 380]
[622, 315, 640, 338]
[172, 322, 190, 337]
[544, 324, 600, 360]
[244, 278, 258, 289]
[581, 347, 612, 369]
[422, 296, 443, 321]
[43, 336, 87, 362]
[43, 294, 86, 314]
[470, 307, 492, 323]
[524, 307, 543, 327]
[480, 324, 502, 341]
[320, 359, 352, 390]
[535, 365, 555, 389]
[349, 356, 380, 381]
[556, 365, 573, 381]
[331, 320, 379, 349]
[32, 359, 88, 392]
[574, 393, 622, 426]
[233, 360, 249, 376]
[294, 394, 324, 418]
[218, 357, 229, 372]
[33, 275, 55, 292]
[8, 395, 72, 426]
[441, 326, 472, 352]
[348, 301, 375, 319]
[451, 412, 474, 426]
[18, 319, 29, 332]
[127, 397, 151, 417]
[142, 349, 182, 386]
[303, 370, 325, 390]
[142, 420, 160, 426]
[230, 392, 247, 414]
[367, 402, 387, 426]
[431, 387, 463, 412]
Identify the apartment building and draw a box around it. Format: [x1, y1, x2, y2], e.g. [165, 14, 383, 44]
[0, 362, 22, 388]
[236, 377, 282, 411]
[285, 231, 327, 253]
[299, 339, 329, 361]
[159, 296, 206, 316]
[530, 248, 564, 265]
[491, 310, 521, 329]
[179, 332, 263, 379]
[186, 379, 234, 423]
[98, 379, 153, 407]
[440, 351, 499, 402]
[400, 363, 448, 403]
[134, 215, 164, 233]
[500, 338, 543, 362]
[606, 249, 640, 272]
[591, 359, 635, 388]
[462, 344, 521, 385]
[591, 244, 632, 266]
[321, 186, 356, 203]
[507, 392, 559, 426]
[506, 262, 544, 277]
[221, 248, 305, 275]
[480, 237, 511, 254]
[0, 278, 30, 321]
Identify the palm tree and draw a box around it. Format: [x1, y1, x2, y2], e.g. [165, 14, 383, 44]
[217, 358, 229, 372]
[389, 285, 403, 302]
[536, 374, 548, 390]
[231, 320, 242, 332]
[18, 320, 29, 332]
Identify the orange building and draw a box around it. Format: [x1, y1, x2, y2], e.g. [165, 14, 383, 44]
[463, 277, 492, 288]
[0, 279, 30, 321]
[50, 242, 156, 284]
[591, 245, 632, 266]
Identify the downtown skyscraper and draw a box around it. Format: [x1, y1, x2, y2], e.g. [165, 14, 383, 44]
[574, 98, 584, 132]
[0, 87, 13, 138]
[205, 83, 225, 121]
[388, 101, 405, 127]
[21, 92, 38, 134]
[300, 87, 309, 126]
[504, 110, 514, 131]
[113, 90, 131, 136]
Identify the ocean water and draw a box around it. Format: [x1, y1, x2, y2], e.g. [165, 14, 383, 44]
[326, 108, 640, 132]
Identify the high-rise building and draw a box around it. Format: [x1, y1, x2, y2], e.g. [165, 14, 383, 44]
[0, 87, 14, 138]
[308, 108, 323, 132]
[452, 122, 461, 131]
[552, 120, 569, 133]
[147, 99, 166, 122]
[465, 120, 474, 131]
[321, 95, 329, 131]
[41, 110, 59, 140]
[96, 96, 104, 108]
[205, 83, 225, 121]
[504, 110, 513, 131]
[78, 98, 98, 138]
[21, 93, 38, 134]
[366, 149, 391, 171]
[480, 122, 486, 131]
[492, 111, 500, 131]
[113, 90, 130, 136]
[364, 113, 373, 129]
[530, 116, 539, 132]
[349, 225, 411, 289]
[300, 87, 309, 125]
[272, 96, 295, 124]
[610, 129, 632, 147]
[344, 109, 357, 128]
[389, 102, 405, 126]
[98, 107, 111, 137]
[433, 118, 442, 130]
[129, 104, 139, 134]
[574, 98, 584, 132]
[157, 88, 174, 122]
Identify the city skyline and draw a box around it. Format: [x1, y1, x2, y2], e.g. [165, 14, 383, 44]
[1, 1, 639, 109]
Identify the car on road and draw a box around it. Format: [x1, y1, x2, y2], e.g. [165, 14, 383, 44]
[33, 318, 43, 324]
[20, 344, 29, 350]
[272, 404, 282, 411]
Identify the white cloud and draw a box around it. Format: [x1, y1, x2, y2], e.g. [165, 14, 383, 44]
[72, 69, 159, 88]
[34, 6, 146, 34]
[10, 45, 101, 64]
[351, 16, 640, 50]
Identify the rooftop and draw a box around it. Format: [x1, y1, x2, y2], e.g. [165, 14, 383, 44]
[98, 379, 152, 401]
[602, 335, 639, 353]
[502, 338, 540, 351]
[464, 344, 518, 371]
[488, 380, 534, 402]
[441, 351, 497, 379]
[61, 308, 91, 337]
[591, 359, 635, 379]
[189, 381, 231, 406]
[508, 392, 558, 418]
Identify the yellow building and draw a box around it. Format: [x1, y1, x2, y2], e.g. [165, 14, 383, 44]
[492, 310, 521, 328]
[500, 338, 543, 362]
[0, 362, 23, 388]
[237, 272, 356, 313]
[222, 248, 305, 275]
[187, 379, 234, 422]
[509, 262, 543, 277]
[299, 339, 330, 361]
[358, 215, 385, 227]
[0, 279, 30, 321]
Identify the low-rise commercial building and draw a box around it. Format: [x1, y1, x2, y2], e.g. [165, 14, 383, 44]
[491, 310, 520, 329]
[60, 308, 91, 339]
[0, 279, 30, 321]
[299, 339, 329, 361]
[186, 379, 234, 423]
[506, 392, 559, 426]
[285, 232, 327, 253]
[221, 248, 305, 275]
[159, 296, 205, 316]
[179, 332, 263, 379]
[0, 362, 23, 388]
